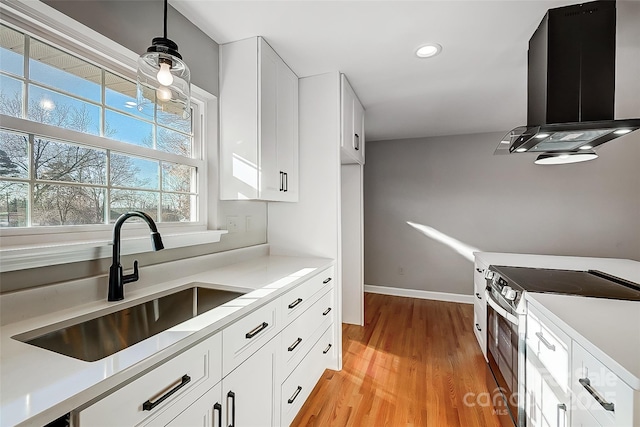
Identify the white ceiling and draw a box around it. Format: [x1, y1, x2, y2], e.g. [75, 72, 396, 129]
[172, 0, 576, 142]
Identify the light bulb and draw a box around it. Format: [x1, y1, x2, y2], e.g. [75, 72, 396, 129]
[156, 86, 172, 102]
[157, 62, 174, 86]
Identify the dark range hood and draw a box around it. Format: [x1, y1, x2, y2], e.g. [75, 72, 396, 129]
[498, 0, 640, 164]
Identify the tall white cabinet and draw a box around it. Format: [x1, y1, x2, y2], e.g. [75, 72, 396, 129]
[219, 37, 298, 201]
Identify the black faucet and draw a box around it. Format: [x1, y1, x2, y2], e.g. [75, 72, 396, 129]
[108, 211, 164, 301]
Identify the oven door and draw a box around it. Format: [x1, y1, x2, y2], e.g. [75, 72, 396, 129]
[485, 289, 525, 427]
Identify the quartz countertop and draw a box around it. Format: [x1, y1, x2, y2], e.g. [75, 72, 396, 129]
[0, 253, 334, 427]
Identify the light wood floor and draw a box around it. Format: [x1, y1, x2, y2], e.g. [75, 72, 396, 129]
[291, 293, 501, 427]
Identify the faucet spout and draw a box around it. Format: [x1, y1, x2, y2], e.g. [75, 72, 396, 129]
[108, 211, 164, 302]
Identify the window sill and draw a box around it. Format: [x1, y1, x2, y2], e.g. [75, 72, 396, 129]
[0, 230, 229, 273]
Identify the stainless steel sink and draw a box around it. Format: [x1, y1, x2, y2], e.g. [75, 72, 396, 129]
[14, 286, 245, 362]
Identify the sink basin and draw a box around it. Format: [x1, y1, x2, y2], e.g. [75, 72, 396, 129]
[14, 286, 245, 362]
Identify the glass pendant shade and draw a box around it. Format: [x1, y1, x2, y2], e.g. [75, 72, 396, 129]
[136, 2, 191, 120]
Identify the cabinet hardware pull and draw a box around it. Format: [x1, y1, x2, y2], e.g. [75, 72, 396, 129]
[556, 403, 567, 427]
[475, 323, 481, 332]
[475, 292, 482, 300]
[279, 171, 284, 192]
[288, 386, 302, 404]
[323, 307, 332, 316]
[288, 337, 303, 352]
[284, 172, 288, 192]
[213, 402, 222, 427]
[354, 133, 360, 151]
[227, 391, 236, 427]
[245, 322, 269, 339]
[323, 344, 332, 354]
[142, 374, 191, 411]
[476, 268, 485, 274]
[323, 277, 332, 284]
[535, 332, 556, 351]
[579, 378, 615, 412]
[288, 298, 303, 309]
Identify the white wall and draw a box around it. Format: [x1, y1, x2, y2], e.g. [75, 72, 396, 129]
[364, 131, 640, 296]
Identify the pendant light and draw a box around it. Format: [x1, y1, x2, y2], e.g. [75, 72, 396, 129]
[136, 0, 191, 119]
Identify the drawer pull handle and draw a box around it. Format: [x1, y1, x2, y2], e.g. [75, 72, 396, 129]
[288, 386, 302, 404]
[323, 343, 332, 354]
[142, 374, 191, 411]
[475, 323, 481, 332]
[476, 268, 485, 274]
[323, 307, 332, 316]
[535, 332, 556, 351]
[475, 292, 482, 300]
[213, 402, 222, 427]
[579, 378, 615, 412]
[323, 277, 332, 284]
[288, 337, 303, 352]
[288, 298, 303, 309]
[245, 322, 269, 339]
[227, 391, 236, 427]
[557, 403, 566, 427]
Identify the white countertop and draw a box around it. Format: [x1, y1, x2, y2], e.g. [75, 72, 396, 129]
[474, 251, 640, 390]
[0, 254, 334, 427]
[526, 292, 640, 390]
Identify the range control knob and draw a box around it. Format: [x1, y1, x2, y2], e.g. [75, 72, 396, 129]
[504, 288, 518, 301]
[501, 285, 511, 296]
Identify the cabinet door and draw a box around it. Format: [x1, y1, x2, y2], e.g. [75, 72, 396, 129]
[164, 383, 223, 427]
[276, 56, 299, 202]
[353, 97, 364, 164]
[341, 75, 354, 153]
[259, 39, 281, 200]
[222, 338, 277, 427]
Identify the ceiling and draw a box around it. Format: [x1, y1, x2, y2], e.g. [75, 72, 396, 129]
[172, 0, 576, 142]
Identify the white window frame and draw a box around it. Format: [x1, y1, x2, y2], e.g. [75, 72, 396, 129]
[0, 0, 224, 271]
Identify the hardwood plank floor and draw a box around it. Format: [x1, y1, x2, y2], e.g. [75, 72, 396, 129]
[291, 293, 501, 427]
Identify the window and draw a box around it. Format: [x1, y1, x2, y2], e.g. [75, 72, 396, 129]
[0, 22, 203, 229]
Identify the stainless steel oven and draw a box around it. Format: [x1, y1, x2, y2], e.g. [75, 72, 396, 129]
[485, 269, 527, 427]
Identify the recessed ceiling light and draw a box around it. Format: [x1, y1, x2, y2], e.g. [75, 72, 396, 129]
[579, 145, 593, 150]
[500, 140, 510, 144]
[515, 147, 527, 152]
[614, 129, 631, 135]
[416, 43, 442, 58]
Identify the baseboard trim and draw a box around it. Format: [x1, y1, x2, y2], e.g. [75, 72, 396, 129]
[364, 284, 473, 304]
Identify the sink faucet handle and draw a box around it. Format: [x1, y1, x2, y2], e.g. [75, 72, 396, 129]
[122, 260, 139, 284]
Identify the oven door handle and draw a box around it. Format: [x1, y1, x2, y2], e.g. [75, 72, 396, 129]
[485, 291, 519, 325]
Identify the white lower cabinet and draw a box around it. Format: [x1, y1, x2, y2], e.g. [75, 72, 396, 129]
[76, 334, 222, 427]
[161, 383, 223, 427]
[526, 306, 571, 427]
[222, 338, 278, 427]
[72, 266, 337, 427]
[472, 257, 488, 359]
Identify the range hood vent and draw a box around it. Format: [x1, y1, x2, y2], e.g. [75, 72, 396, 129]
[498, 0, 640, 163]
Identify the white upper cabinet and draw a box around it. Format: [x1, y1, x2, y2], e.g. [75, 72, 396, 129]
[340, 74, 365, 165]
[220, 37, 299, 201]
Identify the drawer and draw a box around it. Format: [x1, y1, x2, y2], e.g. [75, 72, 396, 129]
[526, 306, 570, 393]
[281, 289, 334, 375]
[473, 260, 488, 294]
[473, 302, 486, 359]
[573, 397, 604, 427]
[78, 333, 221, 427]
[281, 266, 334, 327]
[222, 298, 279, 376]
[572, 341, 634, 427]
[281, 325, 334, 427]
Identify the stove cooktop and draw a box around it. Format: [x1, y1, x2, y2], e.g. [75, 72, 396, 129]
[491, 266, 640, 301]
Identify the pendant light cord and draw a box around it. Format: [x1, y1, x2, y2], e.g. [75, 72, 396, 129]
[163, 0, 168, 39]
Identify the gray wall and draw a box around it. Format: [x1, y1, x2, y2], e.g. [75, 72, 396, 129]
[0, 1, 267, 292]
[363, 131, 640, 296]
[43, 0, 218, 95]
